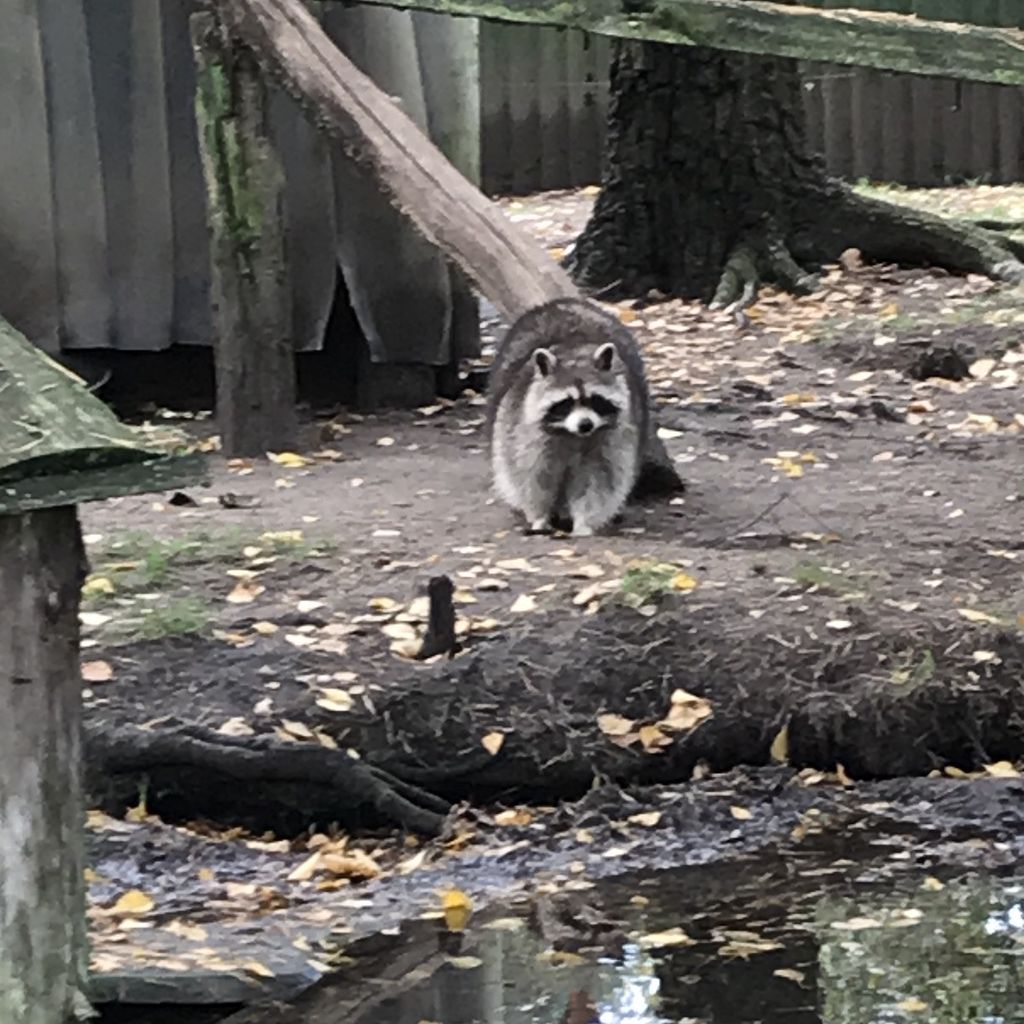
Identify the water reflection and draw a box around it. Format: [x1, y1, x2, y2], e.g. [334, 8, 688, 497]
[340, 866, 1024, 1024]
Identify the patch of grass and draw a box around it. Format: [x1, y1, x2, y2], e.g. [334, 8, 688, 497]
[889, 649, 936, 688]
[617, 561, 695, 609]
[132, 598, 210, 641]
[791, 561, 866, 598]
[83, 528, 336, 606]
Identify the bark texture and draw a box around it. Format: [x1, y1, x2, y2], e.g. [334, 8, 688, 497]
[571, 44, 1024, 304]
[192, 12, 298, 457]
[0, 509, 89, 1024]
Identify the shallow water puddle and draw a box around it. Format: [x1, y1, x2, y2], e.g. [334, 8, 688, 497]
[335, 858, 1024, 1024]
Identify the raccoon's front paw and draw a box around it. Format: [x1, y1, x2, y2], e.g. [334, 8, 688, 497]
[525, 517, 553, 535]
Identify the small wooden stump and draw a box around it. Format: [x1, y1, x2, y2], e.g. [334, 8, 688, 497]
[0, 509, 88, 1023]
[0, 315, 206, 1022]
[192, 12, 297, 457]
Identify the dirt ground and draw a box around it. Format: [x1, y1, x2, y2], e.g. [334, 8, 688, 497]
[79, 184, 1024, 1005]
[82, 185, 1023, 731]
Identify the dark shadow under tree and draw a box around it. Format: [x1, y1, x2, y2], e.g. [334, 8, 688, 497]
[570, 44, 1024, 306]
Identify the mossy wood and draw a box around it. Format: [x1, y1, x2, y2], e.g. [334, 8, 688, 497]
[329, 0, 1024, 86]
[191, 12, 298, 458]
[0, 316, 205, 514]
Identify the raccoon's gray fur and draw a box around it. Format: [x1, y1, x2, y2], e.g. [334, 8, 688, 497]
[486, 297, 650, 537]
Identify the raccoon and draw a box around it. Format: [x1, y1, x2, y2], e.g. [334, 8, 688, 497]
[486, 297, 650, 537]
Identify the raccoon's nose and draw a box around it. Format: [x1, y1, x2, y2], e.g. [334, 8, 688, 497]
[576, 417, 595, 435]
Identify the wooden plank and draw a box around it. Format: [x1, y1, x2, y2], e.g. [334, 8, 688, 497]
[565, 30, 609, 187]
[342, 0, 1024, 87]
[478, 21, 514, 194]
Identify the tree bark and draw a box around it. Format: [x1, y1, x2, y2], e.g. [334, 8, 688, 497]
[0, 508, 89, 1024]
[570, 44, 1024, 304]
[192, 12, 298, 458]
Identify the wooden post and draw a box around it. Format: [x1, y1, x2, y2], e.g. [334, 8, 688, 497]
[0, 508, 89, 1024]
[191, 12, 297, 457]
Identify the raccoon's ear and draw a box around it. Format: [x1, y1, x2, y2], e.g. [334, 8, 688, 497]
[533, 348, 557, 376]
[593, 342, 616, 372]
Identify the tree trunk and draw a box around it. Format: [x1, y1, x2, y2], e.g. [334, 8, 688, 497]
[571, 44, 1024, 304]
[192, 12, 298, 457]
[0, 508, 89, 1024]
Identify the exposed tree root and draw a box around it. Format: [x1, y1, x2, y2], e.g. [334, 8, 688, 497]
[85, 723, 450, 836]
[797, 185, 1024, 285]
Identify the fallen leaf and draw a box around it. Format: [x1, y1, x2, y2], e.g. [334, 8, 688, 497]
[382, 622, 419, 641]
[109, 890, 154, 917]
[441, 889, 473, 932]
[773, 968, 805, 984]
[266, 451, 312, 468]
[896, 998, 928, 1013]
[81, 660, 114, 684]
[958, 607, 1001, 625]
[481, 732, 505, 756]
[280, 720, 314, 740]
[983, 760, 1020, 778]
[659, 689, 713, 732]
[243, 961, 276, 979]
[227, 580, 265, 604]
[730, 806, 752, 821]
[376, 436, 396, 447]
[627, 811, 662, 828]
[320, 850, 381, 880]
[217, 717, 255, 737]
[446, 955, 483, 970]
[597, 713, 636, 737]
[509, 594, 537, 613]
[770, 723, 790, 764]
[637, 927, 695, 949]
[83, 576, 115, 597]
[494, 808, 532, 827]
[80, 611, 111, 628]
[670, 572, 699, 592]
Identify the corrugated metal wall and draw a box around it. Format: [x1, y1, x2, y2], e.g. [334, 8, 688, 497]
[0, 0, 480, 361]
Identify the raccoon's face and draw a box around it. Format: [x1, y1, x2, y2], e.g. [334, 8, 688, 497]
[527, 343, 627, 437]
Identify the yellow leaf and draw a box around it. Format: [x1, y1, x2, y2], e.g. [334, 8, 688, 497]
[252, 621, 279, 635]
[81, 660, 114, 684]
[319, 850, 382, 880]
[670, 572, 699, 592]
[921, 876, 944, 892]
[773, 968, 805, 984]
[369, 596, 401, 612]
[958, 607, 1001, 625]
[110, 890, 154, 917]
[83, 576, 115, 597]
[618, 308, 637, 324]
[266, 451, 312, 468]
[509, 594, 538, 613]
[441, 888, 473, 932]
[227, 580, 265, 604]
[770, 724, 790, 764]
[730, 805, 752, 821]
[597, 713, 636, 737]
[494, 808, 532, 827]
[638, 723, 672, 751]
[280, 720, 314, 740]
[835, 762, 854, 786]
[983, 760, 1020, 778]
[445, 955, 483, 970]
[260, 530, 303, 545]
[896, 998, 928, 1013]
[481, 732, 505, 756]
[243, 961, 276, 979]
[781, 392, 817, 406]
[637, 927, 695, 949]
[879, 302, 900, 318]
[627, 811, 662, 828]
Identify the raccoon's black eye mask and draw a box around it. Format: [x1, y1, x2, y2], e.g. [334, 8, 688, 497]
[543, 395, 620, 428]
